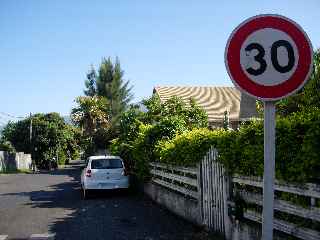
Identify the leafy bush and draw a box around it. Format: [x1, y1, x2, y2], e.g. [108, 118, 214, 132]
[156, 128, 220, 166]
[0, 140, 16, 153]
[142, 95, 208, 128]
[110, 95, 208, 180]
[112, 93, 319, 183]
[131, 124, 154, 180]
[156, 110, 320, 183]
[1, 113, 80, 167]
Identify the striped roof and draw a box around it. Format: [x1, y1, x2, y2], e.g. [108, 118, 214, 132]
[153, 86, 258, 122]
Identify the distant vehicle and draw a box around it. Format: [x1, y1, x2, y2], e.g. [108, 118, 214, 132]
[80, 155, 129, 199]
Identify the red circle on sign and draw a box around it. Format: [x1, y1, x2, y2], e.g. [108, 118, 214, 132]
[225, 14, 313, 100]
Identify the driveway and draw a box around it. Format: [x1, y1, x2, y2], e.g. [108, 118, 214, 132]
[0, 161, 209, 240]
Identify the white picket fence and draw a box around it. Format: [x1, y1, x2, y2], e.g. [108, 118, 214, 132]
[200, 147, 231, 237]
[149, 162, 199, 199]
[233, 175, 320, 240]
[149, 147, 320, 240]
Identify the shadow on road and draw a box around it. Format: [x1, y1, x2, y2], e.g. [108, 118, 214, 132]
[1, 164, 209, 240]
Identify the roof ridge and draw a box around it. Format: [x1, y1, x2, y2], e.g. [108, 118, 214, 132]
[154, 85, 236, 88]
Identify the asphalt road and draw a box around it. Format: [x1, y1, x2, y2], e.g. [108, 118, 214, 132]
[0, 161, 208, 240]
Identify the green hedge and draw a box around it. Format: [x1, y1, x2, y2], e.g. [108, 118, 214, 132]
[156, 110, 320, 183]
[111, 110, 320, 183]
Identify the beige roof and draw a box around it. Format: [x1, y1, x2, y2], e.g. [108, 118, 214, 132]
[153, 86, 258, 122]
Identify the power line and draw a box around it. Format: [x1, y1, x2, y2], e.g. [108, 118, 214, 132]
[0, 112, 25, 119]
[0, 119, 7, 125]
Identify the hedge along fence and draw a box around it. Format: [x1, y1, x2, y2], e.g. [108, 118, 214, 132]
[155, 110, 320, 183]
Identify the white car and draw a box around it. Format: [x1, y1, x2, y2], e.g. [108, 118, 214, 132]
[81, 155, 129, 199]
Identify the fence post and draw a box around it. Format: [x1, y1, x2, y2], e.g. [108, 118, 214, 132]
[223, 164, 232, 239]
[197, 161, 203, 224]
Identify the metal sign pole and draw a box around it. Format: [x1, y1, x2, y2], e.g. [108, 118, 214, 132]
[262, 101, 276, 240]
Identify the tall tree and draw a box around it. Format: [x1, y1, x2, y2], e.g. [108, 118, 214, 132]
[83, 57, 133, 123]
[84, 65, 97, 97]
[97, 57, 133, 122]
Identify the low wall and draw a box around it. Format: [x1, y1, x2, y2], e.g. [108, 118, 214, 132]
[0, 151, 32, 171]
[147, 158, 320, 240]
[144, 182, 202, 226]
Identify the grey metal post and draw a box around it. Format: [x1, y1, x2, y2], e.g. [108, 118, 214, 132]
[29, 113, 32, 144]
[262, 101, 276, 240]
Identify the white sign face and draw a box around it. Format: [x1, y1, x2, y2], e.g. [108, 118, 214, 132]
[240, 28, 299, 86]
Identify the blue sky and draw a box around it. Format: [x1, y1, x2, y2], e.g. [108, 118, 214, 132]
[0, 0, 319, 122]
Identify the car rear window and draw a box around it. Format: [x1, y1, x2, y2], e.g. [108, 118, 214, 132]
[91, 159, 123, 169]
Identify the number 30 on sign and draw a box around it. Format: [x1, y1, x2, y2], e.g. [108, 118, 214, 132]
[225, 14, 313, 101]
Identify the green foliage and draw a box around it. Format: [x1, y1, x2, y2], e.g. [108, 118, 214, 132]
[119, 105, 145, 142]
[302, 49, 320, 110]
[71, 96, 110, 155]
[156, 128, 219, 166]
[155, 110, 320, 183]
[142, 94, 162, 123]
[110, 95, 208, 180]
[81, 57, 134, 146]
[84, 65, 97, 97]
[0, 139, 15, 153]
[131, 124, 153, 180]
[1, 113, 80, 167]
[2, 119, 32, 153]
[83, 57, 133, 125]
[108, 54, 320, 183]
[97, 57, 133, 120]
[186, 98, 208, 129]
[142, 95, 208, 128]
[110, 105, 145, 171]
[71, 96, 110, 135]
[277, 49, 320, 116]
[223, 110, 230, 130]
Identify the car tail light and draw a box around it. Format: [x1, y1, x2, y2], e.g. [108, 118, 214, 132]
[122, 169, 129, 176]
[86, 169, 92, 177]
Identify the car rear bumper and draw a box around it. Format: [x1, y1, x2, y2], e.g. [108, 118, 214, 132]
[83, 177, 129, 190]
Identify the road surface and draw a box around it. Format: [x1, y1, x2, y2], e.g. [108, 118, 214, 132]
[0, 161, 209, 240]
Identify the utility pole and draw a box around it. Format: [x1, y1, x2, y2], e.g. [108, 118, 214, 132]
[29, 113, 32, 144]
[29, 113, 36, 172]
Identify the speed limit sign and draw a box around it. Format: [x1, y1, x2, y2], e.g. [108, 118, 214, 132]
[224, 14, 313, 240]
[225, 14, 313, 100]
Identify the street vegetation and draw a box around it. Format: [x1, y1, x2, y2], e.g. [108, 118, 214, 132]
[111, 50, 320, 183]
[0, 113, 80, 167]
[0, 50, 319, 179]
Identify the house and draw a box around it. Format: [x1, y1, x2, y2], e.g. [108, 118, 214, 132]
[153, 86, 258, 129]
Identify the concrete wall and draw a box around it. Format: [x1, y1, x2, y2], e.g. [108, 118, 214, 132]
[144, 182, 289, 240]
[231, 221, 261, 240]
[0, 151, 32, 171]
[144, 182, 202, 226]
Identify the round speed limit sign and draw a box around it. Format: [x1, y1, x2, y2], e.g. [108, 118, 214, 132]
[225, 14, 313, 101]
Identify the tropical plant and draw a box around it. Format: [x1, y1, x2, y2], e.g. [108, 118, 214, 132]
[71, 96, 110, 155]
[71, 96, 110, 136]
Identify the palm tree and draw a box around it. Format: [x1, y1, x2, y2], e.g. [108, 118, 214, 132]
[71, 96, 110, 137]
